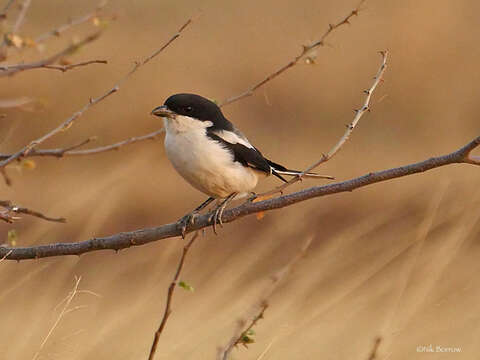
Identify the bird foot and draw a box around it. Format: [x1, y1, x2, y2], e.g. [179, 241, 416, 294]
[178, 211, 200, 239]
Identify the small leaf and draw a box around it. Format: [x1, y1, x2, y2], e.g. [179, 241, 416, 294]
[178, 280, 194, 292]
[7, 229, 17, 246]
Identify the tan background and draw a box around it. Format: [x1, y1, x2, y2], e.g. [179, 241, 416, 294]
[1, 0, 480, 359]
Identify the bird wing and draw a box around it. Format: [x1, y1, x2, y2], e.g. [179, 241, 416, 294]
[207, 129, 288, 182]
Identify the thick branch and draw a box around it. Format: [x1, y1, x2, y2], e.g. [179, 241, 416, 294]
[0, 136, 478, 261]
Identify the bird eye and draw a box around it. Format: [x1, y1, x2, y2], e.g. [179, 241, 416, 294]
[185, 106, 193, 112]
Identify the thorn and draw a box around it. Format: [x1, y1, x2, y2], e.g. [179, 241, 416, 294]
[352, 9, 358, 16]
[89, 98, 94, 104]
[329, 23, 334, 30]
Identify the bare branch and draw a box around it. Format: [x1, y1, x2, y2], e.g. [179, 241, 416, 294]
[219, 0, 366, 107]
[220, 236, 313, 360]
[0, 0, 16, 19]
[11, 0, 31, 34]
[261, 50, 388, 197]
[367, 337, 382, 360]
[0, 0, 31, 59]
[0, 32, 103, 76]
[0, 17, 193, 170]
[0, 136, 478, 260]
[34, 1, 108, 44]
[41, 59, 107, 72]
[0, 129, 164, 159]
[148, 232, 199, 360]
[0, 200, 66, 223]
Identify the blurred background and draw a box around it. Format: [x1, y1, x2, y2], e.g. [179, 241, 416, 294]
[1, 0, 479, 358]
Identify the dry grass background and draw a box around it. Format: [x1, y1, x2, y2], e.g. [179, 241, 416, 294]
[1, 0, 480, 359]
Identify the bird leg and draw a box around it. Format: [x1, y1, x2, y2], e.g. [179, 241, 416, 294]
[178, 197, 214, 239]
[211, 192, 237, 235]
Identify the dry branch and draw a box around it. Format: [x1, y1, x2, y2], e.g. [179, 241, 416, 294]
[0, 0, 16, 19]
[219, 0, 366, 107]
[0, 200, 66, 223]
[220, 236, 313, 360]
[0, 135, 478, 260]
[41, 59, 107, 72]
[0, 129, 164, 159]
[261, 50, 387, 197]
[0, 17, 192, 170]
[0, 31, 104, 76]
[147, 232, 199, 360]
[34, 1, 108, 44]
[0, 0, 32, 58]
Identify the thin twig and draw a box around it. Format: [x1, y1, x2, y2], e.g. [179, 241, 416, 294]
[0, 200, 66, 223]
[219, 0, 366, 107]
[11, 0, 31, 34]
[367, 337, 382, 360]
[41, 59, 107, 72]
[0, 136, 478, 261]
[0, 0, 16, 19]
[0, 32, 103, 76]
[147, 231, 199, 360]
[0, 17, 193, 170]
[34, 1, 108, 44]
[260, 50, 388, 198]
[0, 129, 164, 159]
[220, 236, 313, 360]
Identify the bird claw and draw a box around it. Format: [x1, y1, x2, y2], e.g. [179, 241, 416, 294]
[178, 211, 199, 239]
[210, 193, 236, 235]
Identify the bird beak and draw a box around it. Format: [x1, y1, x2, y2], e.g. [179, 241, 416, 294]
[151, 105, 175, 118]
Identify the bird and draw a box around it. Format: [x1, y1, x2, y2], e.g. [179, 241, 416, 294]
[151, 93, 333, 237]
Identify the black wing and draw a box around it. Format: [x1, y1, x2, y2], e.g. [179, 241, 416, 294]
[206, 131, 287, 183]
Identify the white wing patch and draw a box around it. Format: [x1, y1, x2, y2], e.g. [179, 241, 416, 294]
[211, 129, 254, 149]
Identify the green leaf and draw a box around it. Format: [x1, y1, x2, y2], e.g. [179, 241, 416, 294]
[178, 280, 194, 292]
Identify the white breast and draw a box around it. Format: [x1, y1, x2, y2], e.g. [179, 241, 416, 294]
[163, 116, 259, 198]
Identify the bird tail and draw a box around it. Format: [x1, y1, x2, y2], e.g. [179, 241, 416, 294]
[266, 159, 334, 181]
[274, 169, 334, 180]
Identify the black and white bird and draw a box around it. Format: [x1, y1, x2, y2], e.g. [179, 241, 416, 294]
[151, 93, 332, 236]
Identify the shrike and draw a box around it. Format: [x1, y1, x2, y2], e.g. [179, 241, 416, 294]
[152, 93, 332, 236]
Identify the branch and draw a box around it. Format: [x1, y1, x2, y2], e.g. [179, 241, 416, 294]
[261, 50, 387, 197]
[40, 59, 107, 72]
[0, 17, 193, 170]
[147, 232, 199, 360]
[0, 0, 16, 19]
[219, 0, 366, 107]
[11, 0, 31, 34]
[0, 0, 31, 59]
[0, 200, 66, 223]
[1, 136, 478, 260]
[220, 235, 313, 360]
[34, 1, 108, 44]
[0, 32, 104, 76]
[0, 129, 164, 159]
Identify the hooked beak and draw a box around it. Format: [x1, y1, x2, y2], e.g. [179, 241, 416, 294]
[151, 105, 175, 118]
